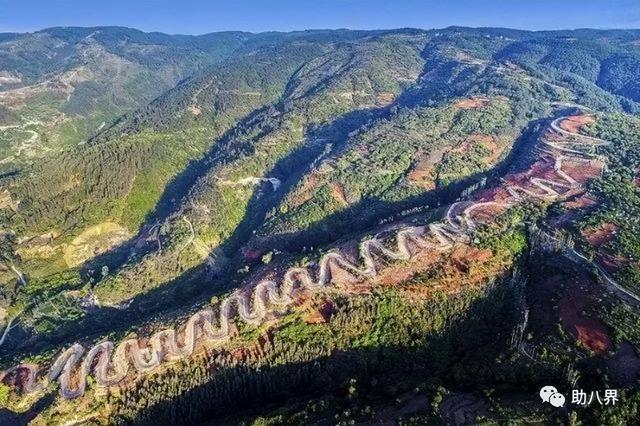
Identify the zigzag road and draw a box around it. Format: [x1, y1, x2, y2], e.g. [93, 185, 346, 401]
[2, 108, 634, 400]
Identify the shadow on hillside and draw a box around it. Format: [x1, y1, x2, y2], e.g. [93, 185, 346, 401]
[4, 271, 518, 422]
[108, 278, 560, 425]
[79, 47, 465, 283]
[79, 45, 459, 285]
[0, 109, 555, 364]
[0, 394, 54, 426]
[208, 106, 385, 268]
[0, 105, 387, 360]
[81, 104, 276, 282]
[251, 114, 552, 255]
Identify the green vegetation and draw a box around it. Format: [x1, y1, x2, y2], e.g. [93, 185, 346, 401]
[474, 204, 544, 256]
[581, 113, 640, 292]
[2, 26, 640, 425]
[91, 33, 430, 304]
[260, 96, 519, 243]
[495, 35, 640, 112]
[110, 277, 527, 424]
[600, 304, 640, 348]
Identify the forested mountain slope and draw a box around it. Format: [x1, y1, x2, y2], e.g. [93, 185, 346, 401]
[1, 26, 640, 425]
[0, 27, 268, 166]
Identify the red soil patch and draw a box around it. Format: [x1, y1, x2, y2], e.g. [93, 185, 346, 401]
[408, 168, 435, 189]
[408, 147, 446, 190]
[561, 158, 604, 184]
[563, 194, 598, 210]
[500, 154, 602, 199]
[499, 158, 555, 192]
[559, 115, 595, 134]
[231, 332, 274, 362]
[376, 241, 506, 299]
[582, 223, 618, 248]
[451, 134, 502, 165]
[377, 249, 446, 287]
[529, 158, 562, 181]
[467, 203, 509, 225]
[453, 96, 489, 110]
[376, 92, 395, 106]
[303, 299, 336, 324]
[558, 277, 613, 354]
[476, 186, 512, 203]
[480, 139, 502, 165]
[408, 165, 436, 190]
[290, 171, 321, 207]
[599, 253, 629, 273]
[330, 181, 348, 204]
[550, 193, 599, 227]
[450, 246, 493, 273]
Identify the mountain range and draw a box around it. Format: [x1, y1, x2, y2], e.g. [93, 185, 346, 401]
[1, 26, 640, 424]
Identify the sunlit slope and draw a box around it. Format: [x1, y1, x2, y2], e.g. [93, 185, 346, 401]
[0, 27, 256, 164]
[93, 32, 431, 303]
[1, 27, 640, 337]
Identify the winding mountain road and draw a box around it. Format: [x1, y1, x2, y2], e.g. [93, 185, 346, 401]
[1, 108, 631, 399]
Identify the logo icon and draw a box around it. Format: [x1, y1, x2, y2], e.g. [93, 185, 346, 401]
[540, 386, 565, 407]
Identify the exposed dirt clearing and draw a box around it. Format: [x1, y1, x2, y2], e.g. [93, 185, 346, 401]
[188, 105, 202, 116]
[476, 186, 512, 203]
[330, 181, 348, 205]
[64, 222, 131, 267]
[559, 114, 595, 133]
[467, 203, 509, 224]
[289, 170, 321, 208]
[377, 249, 446, 287]
[453, 96, 489, 110]
[454, 51, 490, 67]
[407, 165, 435, 189]
[450, 245, 493, 273]
[0, 189, 17, 210]
[377, 242, 508, 299]
[559, 277, 612, 354]
[599, 253, 629, 273]
[408, 147, 447, 190]
[302, 299, 336, 324]
[563, 194, 598, 210]
[582, 223, 618, 248]
[561, 158, 604, 184]
[376, 92, 395, 106]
